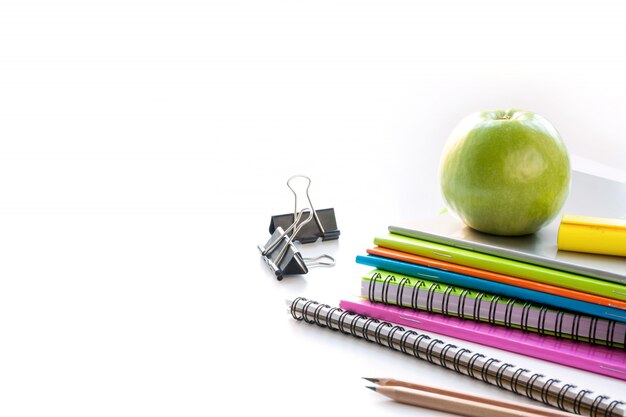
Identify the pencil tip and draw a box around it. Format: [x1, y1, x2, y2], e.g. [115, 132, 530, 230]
[362, 377, 379, 384]
[366, 386, 377, 392]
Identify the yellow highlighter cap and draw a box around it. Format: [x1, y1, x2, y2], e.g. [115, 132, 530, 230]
[557, 214, 626, 257]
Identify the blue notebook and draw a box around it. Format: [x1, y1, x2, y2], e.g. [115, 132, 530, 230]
[356, 254, 626, 323]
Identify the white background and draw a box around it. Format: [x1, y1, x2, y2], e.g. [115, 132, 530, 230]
[1, 0, 626, 415]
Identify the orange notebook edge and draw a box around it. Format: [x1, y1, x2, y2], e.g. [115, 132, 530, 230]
[366, 246, 626, 310]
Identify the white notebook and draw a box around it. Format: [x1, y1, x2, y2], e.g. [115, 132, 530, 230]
[390, 171, 626, 284]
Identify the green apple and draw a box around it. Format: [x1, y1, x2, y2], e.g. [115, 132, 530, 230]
[439, 109, 571, 236]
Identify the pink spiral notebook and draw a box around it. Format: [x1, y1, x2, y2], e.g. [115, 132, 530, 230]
[339, 298, 626, 381]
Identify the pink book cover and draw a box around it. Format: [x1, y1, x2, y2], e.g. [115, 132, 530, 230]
[339, 298, 626, 381]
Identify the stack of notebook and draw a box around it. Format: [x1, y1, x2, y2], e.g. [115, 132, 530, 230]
[342, 173, 626, 380]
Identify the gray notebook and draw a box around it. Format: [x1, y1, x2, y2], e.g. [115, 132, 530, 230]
[390, 170, 626, 284]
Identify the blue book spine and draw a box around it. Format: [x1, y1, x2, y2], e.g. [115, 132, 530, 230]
[356, 254, 626, 323]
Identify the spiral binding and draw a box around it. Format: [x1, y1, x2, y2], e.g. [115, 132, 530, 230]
[488, 295, 501, 324]
[452, 348, 470, 373]
[397, 276, 410, 307]
[590, 396, 608, 417]
[541, 378, 559, 404]
[472, 292, 486, 321]
[510, 368, 529, 395]
[495, 363, 514, 389]
[399, 329, 417, 355]
[573, 390, 591, 414]
[537, 306, 549, 335]
[480, 357, 500, 383]
[589, 317, 598, 344]
[289, 298, 626, 417]
[426, 283, 440, 313]
[573, 314, 582, 342]
[557, 384, 576, 411]
[367, 272, 381, 301]
[457, 288, 471, 320]
[607, 320, 616, 348]
[410, 279, 425, 310]
[521, 302, 533, 331]
[466, 352, 485, 380]
[442, 286, 456, 316]
[504, 297, 517, 327]
[439, 342, 456, 368]
[425, 338, 443, 364]
[525, 372, 544, 401]
[381, 275, 395, 305]
[365, 272, 626, 349]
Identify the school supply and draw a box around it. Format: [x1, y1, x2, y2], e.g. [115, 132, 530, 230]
[288, 297, 626, 417]
[389, 171, 626, 284]
[342, 299, 626, 380]
[367, 246, 626, 310]
[258, 208, 335, 280]
[558, 215, 626, 257]
[357, 254, 626, 322]
[357, 269, 626, 347]
[259, 175, 337, 279]
[374, 233, 626, 301]
[268, 175, 340, 243]
[365, 383, 574, 417]
[363, 377, 580, 417]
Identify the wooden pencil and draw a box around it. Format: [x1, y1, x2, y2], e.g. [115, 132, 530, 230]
[366, 385, 572, 417]
[364, 378, 576, 417]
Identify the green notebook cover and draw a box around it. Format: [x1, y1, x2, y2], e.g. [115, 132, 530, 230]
[361, 269, 626, 348]
[374, 233, 626, 302]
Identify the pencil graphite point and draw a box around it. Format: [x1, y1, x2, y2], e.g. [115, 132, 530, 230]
[365, 386, 377, 392]
[362, 377, 380, 384]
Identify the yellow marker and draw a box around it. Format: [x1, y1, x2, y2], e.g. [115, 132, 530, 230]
[558, 214, 626, 257]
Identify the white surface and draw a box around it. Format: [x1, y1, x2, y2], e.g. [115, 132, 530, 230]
[1, 1, 626, 415]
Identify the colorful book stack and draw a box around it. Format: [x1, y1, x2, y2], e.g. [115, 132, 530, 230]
[344, 227, 626, 381]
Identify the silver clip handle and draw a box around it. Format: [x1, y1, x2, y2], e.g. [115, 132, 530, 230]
[304, 254, 336, 268]
[287, 175, 326, 236]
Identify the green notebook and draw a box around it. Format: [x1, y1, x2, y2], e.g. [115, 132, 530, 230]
[361, 269, 626, 348]
[375, 233, 626, 302]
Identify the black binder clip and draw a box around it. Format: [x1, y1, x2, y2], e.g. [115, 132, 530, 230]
[258, 208, 335, 280]
[269, 175, 340, 244]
